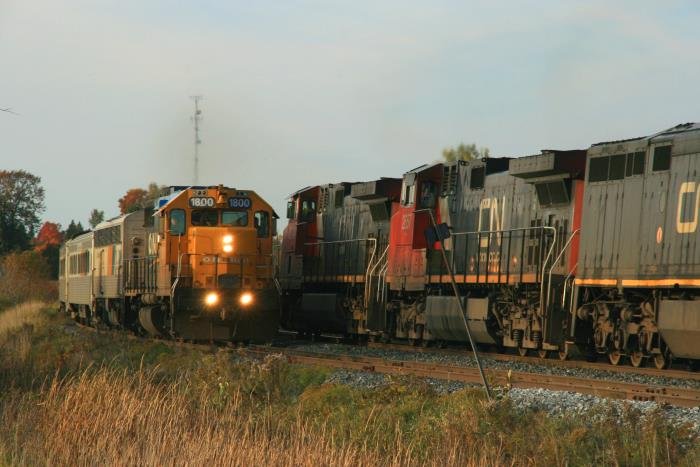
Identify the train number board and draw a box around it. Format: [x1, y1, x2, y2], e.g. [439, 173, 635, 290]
[228, 197, 252, 209]
[189, 197, 215, 208]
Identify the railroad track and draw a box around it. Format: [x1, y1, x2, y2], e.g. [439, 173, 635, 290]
[245, 345, 700, 408]
[71, 322, 700, 408]
[364, 341, 700, 382]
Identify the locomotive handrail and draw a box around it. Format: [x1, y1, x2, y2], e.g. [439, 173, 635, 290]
[443, 226, 555, 285]
[561, 264, 578, 309]
[365, 244, 389, 310]
[546, 229, 580, 313]
[450, 226, 555, 236]
[303, 238, 377, 284]
[538, 226, 558, 316]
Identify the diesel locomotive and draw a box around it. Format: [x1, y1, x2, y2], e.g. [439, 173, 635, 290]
[279, 123, 700, 369]
[59, 185, 279, 342]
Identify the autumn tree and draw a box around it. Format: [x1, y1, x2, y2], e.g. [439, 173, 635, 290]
[118, 188, 147, 214]
[441, 143, 490, 162]
[88, 209, 105, 228]
[118, 183, 166, 214]
[0, 170, 45, 254]
[34, 221, 63, 279]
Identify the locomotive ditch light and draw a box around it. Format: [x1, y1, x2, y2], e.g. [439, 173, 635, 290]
[239, 292, 254, 306]
[205, 291, 219, 306]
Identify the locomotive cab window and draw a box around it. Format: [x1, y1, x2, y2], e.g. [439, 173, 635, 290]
[254, 211, 269, 237]
[169, 209, 186, 235]
[652, 145, 672, 171]
[301, 200, 316, 222]
[419, 181, 437, 208]
[191, 209, 218, 227]
[470, 167, 485, 190]
[286, 201, 295, 219]
[222, 210, 248, 227]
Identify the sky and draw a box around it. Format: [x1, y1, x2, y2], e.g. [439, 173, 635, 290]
[1, 0, 700, 229]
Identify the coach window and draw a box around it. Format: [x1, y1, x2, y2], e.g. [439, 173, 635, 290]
[169, 209, 186, 235]
[192, 209, 218, 227]
[419, 181, 437, 208]
[470, 167, 485, 190]
[254, 211, 270, 237]
[652, 146, 672, 171]
[222, 210, 248, 227]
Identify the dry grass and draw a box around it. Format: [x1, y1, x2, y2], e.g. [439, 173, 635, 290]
[0, 303, 697, 466]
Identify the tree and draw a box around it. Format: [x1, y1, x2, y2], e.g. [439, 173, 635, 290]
[441, 143, 490, 162]
[118, 188, 147, 214]
[34, 221, 63, 279]
[35, 222, 63, 251]
[88, 209, 105, 228]
[64, 220, 85, 240]
[118, 182, 166, 214]
[0, 170, 45, 254]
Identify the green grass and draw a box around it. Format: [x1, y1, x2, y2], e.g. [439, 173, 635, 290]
[0, 303, 697, 466]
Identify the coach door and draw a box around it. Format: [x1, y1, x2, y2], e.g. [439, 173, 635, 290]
[640, 143, 672, 274]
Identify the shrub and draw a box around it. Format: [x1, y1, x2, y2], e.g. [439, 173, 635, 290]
[0, 251, 56, 304]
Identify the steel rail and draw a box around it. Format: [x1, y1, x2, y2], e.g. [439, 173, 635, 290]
[243, 346, 700, 408]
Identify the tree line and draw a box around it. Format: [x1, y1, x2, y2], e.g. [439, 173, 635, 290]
[0, 171, 164, 304]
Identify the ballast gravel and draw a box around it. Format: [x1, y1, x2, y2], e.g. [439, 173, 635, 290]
[322, 368, 700, 434]
[290, 342, 700, 390]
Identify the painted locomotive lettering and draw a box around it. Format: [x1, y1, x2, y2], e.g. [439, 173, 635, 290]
[278, 123, 700, 370]
[676, 181, 700, 233]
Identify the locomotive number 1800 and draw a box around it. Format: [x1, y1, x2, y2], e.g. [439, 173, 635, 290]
[228, 197, 252, 209]
[189, 197, 215, 208]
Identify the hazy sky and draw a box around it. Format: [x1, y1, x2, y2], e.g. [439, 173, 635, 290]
[1, 0, 699, 229]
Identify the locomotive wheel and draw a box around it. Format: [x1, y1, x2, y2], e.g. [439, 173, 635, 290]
[608, 350, 624, 366]
[537, 349, 548, 359]
[558, 346, 570, 361]
[408, 338, 417, 346]
[653, 351, 671, 370]
[517, 347, 528, 357]
[629, 351, 644, 368]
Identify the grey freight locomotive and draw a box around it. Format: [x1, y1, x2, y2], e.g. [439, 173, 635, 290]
[280, 123, 700, 369]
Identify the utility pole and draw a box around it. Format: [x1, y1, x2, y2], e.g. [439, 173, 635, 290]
[190, 95, 203, 185]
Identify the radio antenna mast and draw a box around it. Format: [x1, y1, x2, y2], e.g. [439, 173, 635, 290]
[190, 95, 203, 185]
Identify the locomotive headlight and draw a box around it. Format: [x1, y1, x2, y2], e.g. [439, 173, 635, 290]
[205, 291, 219, 306]
[223, 244, 233, 253]
[239, 292, 254, 306]
[223, 235, 233, 244]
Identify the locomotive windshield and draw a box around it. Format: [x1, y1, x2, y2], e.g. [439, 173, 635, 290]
[222, 210, 248, 227]
[191, 209, 218, 226]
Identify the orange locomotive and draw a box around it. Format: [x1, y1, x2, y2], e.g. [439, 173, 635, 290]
[59, 185, 280, 342]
